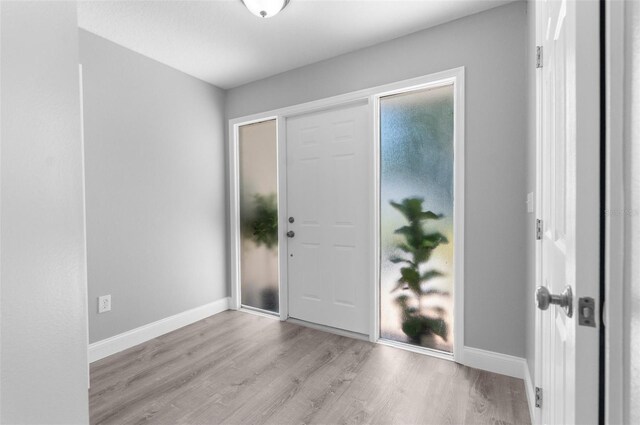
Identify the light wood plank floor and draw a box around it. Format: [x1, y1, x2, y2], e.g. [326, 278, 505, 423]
[90, 311, 530, 425]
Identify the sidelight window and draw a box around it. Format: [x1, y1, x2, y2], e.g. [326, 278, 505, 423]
[379, 84, 455, 353]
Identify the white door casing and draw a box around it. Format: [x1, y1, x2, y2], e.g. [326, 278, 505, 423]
[535, 0, 600, 424]
[286, 103, 371, 335]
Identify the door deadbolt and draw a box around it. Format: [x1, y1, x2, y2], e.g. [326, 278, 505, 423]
[288, 217, 295, 223]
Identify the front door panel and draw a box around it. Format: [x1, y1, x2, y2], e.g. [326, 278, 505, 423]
[286, 104, 370, 335]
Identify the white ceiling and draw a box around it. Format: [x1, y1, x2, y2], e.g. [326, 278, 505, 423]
[78, 0, 514, 89]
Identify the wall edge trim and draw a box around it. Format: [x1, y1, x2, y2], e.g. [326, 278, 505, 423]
[523, 359, 536, 424]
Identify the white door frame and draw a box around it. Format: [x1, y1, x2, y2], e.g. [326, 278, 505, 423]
[603, 0, 625, 422]
[228, 67, 465, 362]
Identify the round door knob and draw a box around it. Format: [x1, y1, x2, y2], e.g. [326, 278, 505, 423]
[286, 230, 295, 238]
[535, 285, 573, 317]
[535, 286, 551, 310]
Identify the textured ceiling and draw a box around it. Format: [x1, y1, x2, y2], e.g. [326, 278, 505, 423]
[78, 0, 514, 89]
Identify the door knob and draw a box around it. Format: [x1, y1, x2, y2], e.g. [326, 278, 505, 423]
[535, 285, 573, 317]
[286, 230, 295, 238]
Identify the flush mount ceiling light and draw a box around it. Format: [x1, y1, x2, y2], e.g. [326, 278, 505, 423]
[241, 0, 290, 18]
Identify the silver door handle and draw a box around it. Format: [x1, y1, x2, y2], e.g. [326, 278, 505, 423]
[286, 230, 295, 238]
[535, 285, 573, 317]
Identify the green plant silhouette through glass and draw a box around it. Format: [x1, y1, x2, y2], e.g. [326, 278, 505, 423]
[380, 84, 454, 352]
[389, 198, 448, 344]
[246, 193, 278, 250]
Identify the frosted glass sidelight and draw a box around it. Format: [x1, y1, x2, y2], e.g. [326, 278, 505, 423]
[380, 84, 454, 352]
[239, 120, 279, 313]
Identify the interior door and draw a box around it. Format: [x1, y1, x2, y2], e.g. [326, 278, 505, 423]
[535, 0, 600, 424]
[286, 103, 370, 335]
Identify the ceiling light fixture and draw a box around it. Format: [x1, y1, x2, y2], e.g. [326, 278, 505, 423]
[241, 0, 290, 18]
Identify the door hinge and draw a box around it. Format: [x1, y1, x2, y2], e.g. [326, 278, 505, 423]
[536, 46, 543, 68]
[535, 387, 543, 408]
[536, 219, 543, 240]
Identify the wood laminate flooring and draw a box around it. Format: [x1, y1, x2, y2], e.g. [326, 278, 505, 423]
[89, 310, 530, 425]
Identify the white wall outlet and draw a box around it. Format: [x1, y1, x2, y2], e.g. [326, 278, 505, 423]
[98, 295, 111, 313]
[527, 192, 534, 213]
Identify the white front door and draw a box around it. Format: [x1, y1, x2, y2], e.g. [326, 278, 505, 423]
[286, 103, 370, 335]
[535, 0, 600, 424]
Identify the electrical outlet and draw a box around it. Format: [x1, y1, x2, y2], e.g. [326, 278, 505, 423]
[98, 295, 111, 313]
[527, 192, 534, 213]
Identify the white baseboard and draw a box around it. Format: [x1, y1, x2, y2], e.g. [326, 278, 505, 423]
[523, 360, 536, 424]
[463, 346, 536, 423]
[462, 346, 526, 379]
[88, 297, 230, 363]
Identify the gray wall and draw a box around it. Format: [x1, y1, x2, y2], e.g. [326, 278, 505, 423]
[79, 30, 227, 343]
[625, 0, 640, 422]
[1, 2, 90, 423]
[227, 1, 528, 357]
